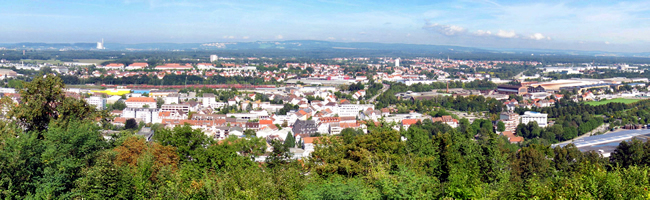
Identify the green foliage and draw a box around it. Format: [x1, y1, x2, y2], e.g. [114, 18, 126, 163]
[284, 132, 295, 148]
[496, 121, 506, 132]
[10, 74, 66, 132]
[154, 124, 211, 163]
[125, 118, 138, 130]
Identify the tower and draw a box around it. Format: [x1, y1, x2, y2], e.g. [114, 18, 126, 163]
[395, 58, 400, 67]
[210, 55, 218, 62]
[97, 38, 105, 50]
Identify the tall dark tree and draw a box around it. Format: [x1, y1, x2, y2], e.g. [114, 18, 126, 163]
[284, 132, 295, 148]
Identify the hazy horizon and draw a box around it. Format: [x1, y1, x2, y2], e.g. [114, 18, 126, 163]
[2, 0, 650, 52]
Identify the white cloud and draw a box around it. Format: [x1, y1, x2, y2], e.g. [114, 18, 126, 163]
[228, 35, 235, 39]
[276, 35, 283, 39]
[474, 30, 492, 36]
[327, 37, 336, 40]
[423, 22, 466, 36]
[242, 36, 250, 39]
[495, 30, 517, 38]
[529, 33, 550, 40]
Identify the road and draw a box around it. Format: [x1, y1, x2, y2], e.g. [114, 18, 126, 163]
[367, 84, 390, 102]
[512, 70, 526, 80]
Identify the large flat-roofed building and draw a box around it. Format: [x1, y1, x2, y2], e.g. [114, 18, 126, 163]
[521, 111, 548, 127]
[497, 84, 528, 95]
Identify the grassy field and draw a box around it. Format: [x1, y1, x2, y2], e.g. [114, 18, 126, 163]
[584, 98, 641, 106]
[73, 59, 110, 65]
[20, 59, 64, 65]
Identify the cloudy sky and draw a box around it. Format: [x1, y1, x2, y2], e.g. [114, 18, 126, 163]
[1, 0, 649, 52]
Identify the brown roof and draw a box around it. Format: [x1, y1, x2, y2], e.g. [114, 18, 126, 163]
[302, 137, 320, 144]
[502, 131, 524, 143]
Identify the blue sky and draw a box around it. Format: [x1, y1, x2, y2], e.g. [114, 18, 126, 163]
[1, 0, 650, 52]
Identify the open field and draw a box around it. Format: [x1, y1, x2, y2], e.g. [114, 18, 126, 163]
[584, 98, 641, 106]
[20, 59, 64, 65]
[73, 59, 110, 64]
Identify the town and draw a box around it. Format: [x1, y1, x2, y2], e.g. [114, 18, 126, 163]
[2, 54, 650, 159]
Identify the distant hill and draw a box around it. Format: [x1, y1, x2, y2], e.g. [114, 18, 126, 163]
[1, 40, 650, 59]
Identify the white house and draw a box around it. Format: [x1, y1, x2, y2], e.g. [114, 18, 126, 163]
[126, 62, 148, 70]
[197, 63, 215, 70]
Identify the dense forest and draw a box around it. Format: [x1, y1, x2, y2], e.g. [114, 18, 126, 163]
[1, 75, 650, 199]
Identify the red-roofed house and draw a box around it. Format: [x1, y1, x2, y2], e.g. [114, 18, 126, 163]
[126, 62, 148, 70]
[502, 131, 524, 143]
[402, 119, 421, 130]
[125, 97, 157, 108]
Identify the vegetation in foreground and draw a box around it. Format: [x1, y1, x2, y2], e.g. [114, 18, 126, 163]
[1, 75, 649, 199]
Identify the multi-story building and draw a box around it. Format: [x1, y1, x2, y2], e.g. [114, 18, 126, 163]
[122, 108, 161, 124]
[292, 120, 318, 136]
[499, 112, 520, 132]
[85, 96, 106, 110]
[161, 104, 190, 113]
[164, 93, 180, 104]
[338, 103, 374, 117]
[201, 93, 217, 108]
[125, 97, 157, 108]
[520, 111, 548, 127]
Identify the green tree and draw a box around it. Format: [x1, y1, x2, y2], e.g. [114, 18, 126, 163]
[154, 124, 210, 163]
[9, 74, 65, 132]
[125, 118, 138, 130]
[284, 132, 295, 148]
[265, 140, 293, 168]
[109, 100, 127, 110]
[496, 121, 506, 132]
[156, 97, 164, 108]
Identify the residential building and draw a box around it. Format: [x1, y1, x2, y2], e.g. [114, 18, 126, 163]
[126, 62, 148, 70]
[85, 96, 106, 110]
[122, 108, 161, 124]
[520, 111, 548, 127]
[292, 120, 318, 136]
[125, 97, 157, 108]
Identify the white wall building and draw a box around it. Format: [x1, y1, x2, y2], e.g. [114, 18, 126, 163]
[122, 108, 161, 124]
[210, 55, 219, 62]
[521, 111, 548, 127]
[125, 97, 157, 108]
[338, 104, 375, 117]
[85, 96, 106, 110]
